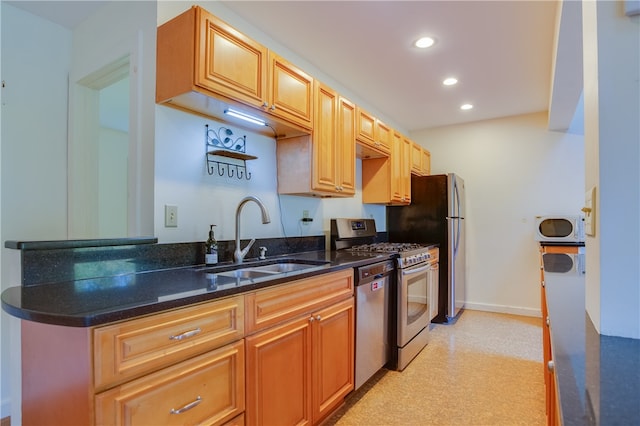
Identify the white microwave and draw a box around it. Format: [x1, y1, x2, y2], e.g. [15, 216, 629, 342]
[535, 215, 585, 243]
[543, 251, 586, 275]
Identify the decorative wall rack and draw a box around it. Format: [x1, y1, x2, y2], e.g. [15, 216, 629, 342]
[205, 124, 257, 180]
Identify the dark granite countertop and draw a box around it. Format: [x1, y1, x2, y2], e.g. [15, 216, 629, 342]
[1, 250, 389, 327]
[543, 253, 640, 425]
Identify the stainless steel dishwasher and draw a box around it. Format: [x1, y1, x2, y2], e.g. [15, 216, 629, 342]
[354, 259, 394, 390]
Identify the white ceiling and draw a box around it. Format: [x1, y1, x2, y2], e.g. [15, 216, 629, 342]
[221, 1, 561, 132]
[6, 0, 581, 133]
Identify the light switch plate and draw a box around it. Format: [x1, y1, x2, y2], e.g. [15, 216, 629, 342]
[165, 205, 178, 228]
[584, 186, 596, 236]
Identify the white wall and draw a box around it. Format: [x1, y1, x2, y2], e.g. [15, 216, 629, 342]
[154, 106, 386, 244]
[1, 2, 157, 421]
[583, 0, 640, 338]
[412, 112, 585, 316]
[1, 4, 72, 420]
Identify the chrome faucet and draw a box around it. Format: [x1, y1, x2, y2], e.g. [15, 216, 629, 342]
[234, 196, 271, 263]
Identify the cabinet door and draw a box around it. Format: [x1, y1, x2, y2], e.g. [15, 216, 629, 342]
[421, 148, 431, 175]
[312, 298, 355, 424]
[401, 136, 412, 202]
[245, 316, 313, 426]
[95, 340, 245, 426]
[355, 106, 376, 145]
[312, 82, 338, 193]
[337, 97, 356, 195]
[390, 132, 404, 202]
[196, 8, 267, 108]
[411, 142, 423, 175]
[268, 52, 313, 130]
[374, 119, 393, 155]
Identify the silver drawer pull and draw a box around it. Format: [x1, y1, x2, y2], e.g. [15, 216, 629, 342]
[169, 327, 201, 341]
[170, 396, 202, 414]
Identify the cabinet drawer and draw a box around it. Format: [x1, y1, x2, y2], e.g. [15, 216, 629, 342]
[94, 295, 244, 390]
[245, 269, 353, 334]
[95, 340, 245, 426]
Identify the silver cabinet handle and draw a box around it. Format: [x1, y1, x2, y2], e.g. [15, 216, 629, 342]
[315, 315, 321, 321]
[547, 361, 555, 372]
[170, 396, 202, 414]
[270, 105, 276, 111]
[169, 327, 201, 341]
[546, 316, 550, 327]
[309, 316, 315, 322]
[262, 101, 269, 108]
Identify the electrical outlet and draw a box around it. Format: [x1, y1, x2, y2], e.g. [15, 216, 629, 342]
[165, 205, 178, 227]
[302, 210, 311, 225]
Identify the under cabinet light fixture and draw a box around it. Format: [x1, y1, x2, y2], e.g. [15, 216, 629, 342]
[460, 104, 473, 110]
[224, 108, 267, 126]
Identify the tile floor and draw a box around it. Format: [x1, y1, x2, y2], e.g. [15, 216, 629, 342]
[326, 310, 546, 426]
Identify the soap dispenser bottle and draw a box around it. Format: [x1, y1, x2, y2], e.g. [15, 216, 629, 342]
[205, 225, 218, 265]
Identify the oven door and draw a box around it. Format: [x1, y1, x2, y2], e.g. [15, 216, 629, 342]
[398, 262, 431, 347]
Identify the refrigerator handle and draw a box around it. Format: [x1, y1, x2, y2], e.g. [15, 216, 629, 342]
[455, 217, 461, 257]
[454, 178, 461, 219]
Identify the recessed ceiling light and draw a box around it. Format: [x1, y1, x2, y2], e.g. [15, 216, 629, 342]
[460, 104, 473, 110]
[443, 77, 458, 86]
[414, 36, 435, 49]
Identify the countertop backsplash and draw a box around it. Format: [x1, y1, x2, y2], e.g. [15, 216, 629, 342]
[7, 236, 325, 286]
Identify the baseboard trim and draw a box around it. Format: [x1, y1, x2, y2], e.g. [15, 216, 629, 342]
[464, 302, 541, 318]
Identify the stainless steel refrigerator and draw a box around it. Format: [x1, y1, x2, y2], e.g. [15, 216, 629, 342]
[387, 173, 466, 323]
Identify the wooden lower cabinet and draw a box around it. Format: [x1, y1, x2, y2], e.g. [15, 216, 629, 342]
[95, 340, 245, 426]
[245, 297, 355, 426]
[20, 271, 355, 426]
[21, 295, 245, 426]
[540, 244, 573, 426]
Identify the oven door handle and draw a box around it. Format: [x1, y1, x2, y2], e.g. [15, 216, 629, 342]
[401, 264, 432, 275]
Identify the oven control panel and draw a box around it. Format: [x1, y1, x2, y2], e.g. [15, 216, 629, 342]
[397, 247, 439, 269]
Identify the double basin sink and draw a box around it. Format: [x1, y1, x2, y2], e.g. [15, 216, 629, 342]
[195, 259, 330, 281]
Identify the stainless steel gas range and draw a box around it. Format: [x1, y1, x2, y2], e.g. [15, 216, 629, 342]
[331, 218, 439, 377]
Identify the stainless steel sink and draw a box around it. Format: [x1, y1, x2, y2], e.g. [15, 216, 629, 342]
[217, 269, 276, 279]
[249, 263, 319, 273]
[195, 259, 329, 280]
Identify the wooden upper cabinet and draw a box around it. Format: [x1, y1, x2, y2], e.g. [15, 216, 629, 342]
[355, 107, 376, 145]
[375, 120, 393, 155]
[268, 52, 314, 130]
[196, 9, 267, 108]
[355, 107, 389, 158]
[390, 132, 404, 202]
[337, 96, 356, 195]
[421, 148, 431, 175]
[389, 133, 410, 204]
[311, 81, 338, 193]
[401, 136, 412, 202]
[276, 82, 354, 197]
[157, 6, 311, 137]
[411, 142, 423, 175]
[362, 131, 411, 205]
